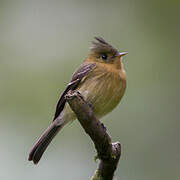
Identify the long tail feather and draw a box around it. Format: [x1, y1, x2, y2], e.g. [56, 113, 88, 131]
[28, 120, 64, 164]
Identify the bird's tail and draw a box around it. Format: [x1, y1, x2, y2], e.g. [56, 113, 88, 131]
[28, 119, 65, 164]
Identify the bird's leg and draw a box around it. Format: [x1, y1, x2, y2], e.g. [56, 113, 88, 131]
[76, 90, 94, 111]
[87, 102, 94, 111]
[101, 122, 107, 131]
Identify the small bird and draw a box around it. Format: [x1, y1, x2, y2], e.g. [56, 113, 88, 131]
[28, 37, 127, 164]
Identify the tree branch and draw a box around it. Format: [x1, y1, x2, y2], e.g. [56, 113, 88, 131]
[66, 90, 121, 180]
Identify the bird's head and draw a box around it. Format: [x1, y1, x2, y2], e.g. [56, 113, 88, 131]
[85, 37, 127, 69]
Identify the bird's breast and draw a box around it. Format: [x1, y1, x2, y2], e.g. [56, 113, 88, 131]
[78, 64, 126, 118]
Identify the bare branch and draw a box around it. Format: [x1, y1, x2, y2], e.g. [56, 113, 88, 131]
[66, 90, 121, 180]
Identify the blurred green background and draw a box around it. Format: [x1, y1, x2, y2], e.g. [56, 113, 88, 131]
[0, 0, 180, 179]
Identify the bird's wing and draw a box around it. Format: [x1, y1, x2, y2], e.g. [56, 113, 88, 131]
[53, 63, 96, 120]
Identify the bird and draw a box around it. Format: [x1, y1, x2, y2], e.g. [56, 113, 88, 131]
[28, 37, 127, 164]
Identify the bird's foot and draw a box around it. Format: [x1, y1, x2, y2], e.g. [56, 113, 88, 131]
[87, 102, 94, 111]
[101, 123, 107, 131]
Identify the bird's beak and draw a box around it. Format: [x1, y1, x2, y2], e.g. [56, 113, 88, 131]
[117, 52, 128, 57]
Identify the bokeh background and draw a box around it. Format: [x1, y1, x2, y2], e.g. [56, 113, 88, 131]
[0, 0, 180, 179]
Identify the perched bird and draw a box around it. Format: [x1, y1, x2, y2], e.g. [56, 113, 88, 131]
[28, 37, 127, 164]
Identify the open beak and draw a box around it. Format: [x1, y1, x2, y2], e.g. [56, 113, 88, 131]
[118, 52, 128, 57]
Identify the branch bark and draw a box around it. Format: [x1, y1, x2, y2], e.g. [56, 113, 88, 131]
[66, 90, 121, 180]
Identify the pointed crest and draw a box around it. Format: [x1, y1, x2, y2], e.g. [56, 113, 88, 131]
[91, 37, 119, 55]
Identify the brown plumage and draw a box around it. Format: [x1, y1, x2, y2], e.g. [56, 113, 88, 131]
[28, 37, 127, 164]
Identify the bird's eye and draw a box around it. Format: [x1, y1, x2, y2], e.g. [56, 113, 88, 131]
[101, 54, 108, 60]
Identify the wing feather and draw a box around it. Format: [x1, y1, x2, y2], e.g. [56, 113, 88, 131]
[53, 63, 96, 120]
